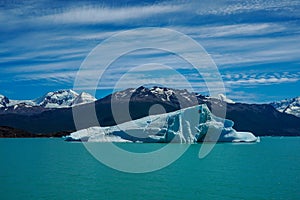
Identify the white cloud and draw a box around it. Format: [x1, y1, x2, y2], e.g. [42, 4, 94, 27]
[195, 0, 300, 16]
[222, 71, 300, 86]
[15, 70, 75, 82]
[40, 4, 182, 24]
[172, 23, 287, 38]
[228, 77, 298, 84]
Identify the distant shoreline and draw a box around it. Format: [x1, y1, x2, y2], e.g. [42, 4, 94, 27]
[0, 126, 72, 138]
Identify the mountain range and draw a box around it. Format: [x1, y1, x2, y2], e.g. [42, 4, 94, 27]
[0, 86, 299, 137]
[0, 89, 96, 115]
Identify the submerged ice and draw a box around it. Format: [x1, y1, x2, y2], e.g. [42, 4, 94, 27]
[66, 105, 258, 143]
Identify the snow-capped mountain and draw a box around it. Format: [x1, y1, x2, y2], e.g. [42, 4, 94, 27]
[115, 86, 192, 99]
[113, 86, 185, 101]
[111, 86, 233, 108]
[34, 90, 78, 108]
[0, 95, 9, 108]
[0, 89, 96, 110]
[71, 92, 97, 106]
[271, 97, 300, 118]
[33, 89, 95, 108]
[110, 86, 203, 110]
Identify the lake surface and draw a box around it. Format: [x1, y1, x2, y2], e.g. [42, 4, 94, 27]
[0, 137, 299, 200]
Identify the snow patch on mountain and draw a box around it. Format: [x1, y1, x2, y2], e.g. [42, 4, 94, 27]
[218, 94, 235, 104]
[271, 97, 300, 118]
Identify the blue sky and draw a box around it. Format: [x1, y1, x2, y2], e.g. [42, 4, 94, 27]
[0, 0, 300, 103]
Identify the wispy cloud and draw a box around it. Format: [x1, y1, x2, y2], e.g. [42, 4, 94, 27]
[194, 0, 300, 16]
[222, 71, 300, 86]
[172, 23, 288, 38]
[40, 4, 183, 24]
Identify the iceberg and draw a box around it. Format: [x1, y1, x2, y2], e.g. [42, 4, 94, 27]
[65, 104, 258, 143]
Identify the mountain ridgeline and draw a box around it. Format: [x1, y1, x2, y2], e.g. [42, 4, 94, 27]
[0, 87, 299, 136]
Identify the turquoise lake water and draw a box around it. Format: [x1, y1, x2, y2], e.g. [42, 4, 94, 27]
[0, 137, 299, 200]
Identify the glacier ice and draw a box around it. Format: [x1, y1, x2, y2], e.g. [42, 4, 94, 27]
[65, 104, 258, 143]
